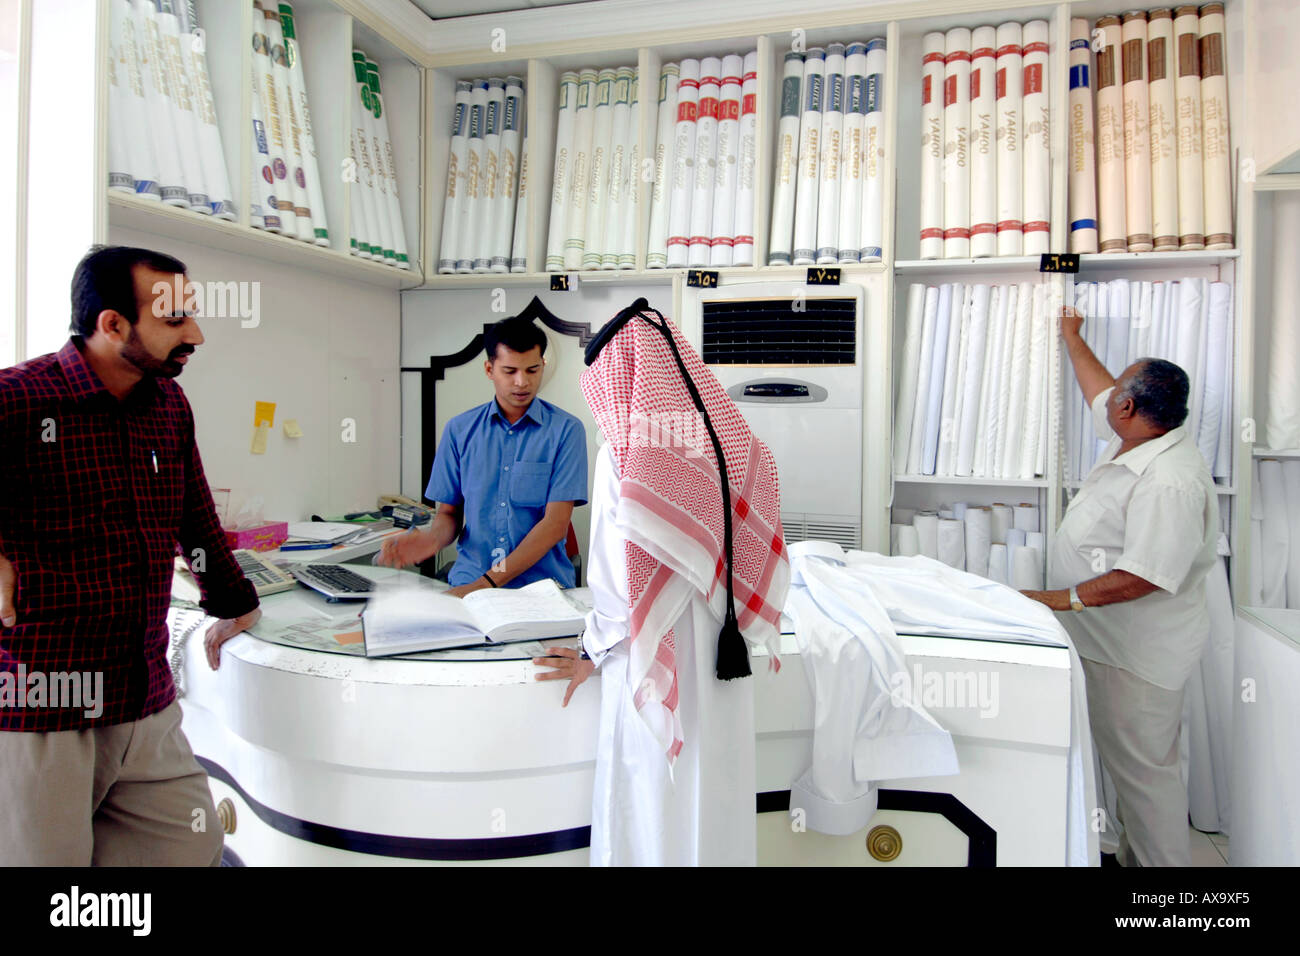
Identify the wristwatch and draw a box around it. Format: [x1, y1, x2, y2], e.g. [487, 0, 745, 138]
[1069, 585, 1085, 612]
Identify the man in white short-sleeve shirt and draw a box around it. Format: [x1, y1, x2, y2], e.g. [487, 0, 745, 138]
[1022, 308, 1217, 867]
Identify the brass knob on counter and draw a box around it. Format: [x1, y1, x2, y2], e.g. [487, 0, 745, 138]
[217, 797, 237, 835]
[867, 824, 902, 862]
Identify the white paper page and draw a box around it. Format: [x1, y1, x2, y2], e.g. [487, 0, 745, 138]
[361, 584, 482, 655]
[463, 578, 587, 641]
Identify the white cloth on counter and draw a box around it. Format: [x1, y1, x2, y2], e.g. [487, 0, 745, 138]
[783, 543, 1099, 866]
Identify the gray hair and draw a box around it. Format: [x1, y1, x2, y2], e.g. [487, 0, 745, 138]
[1116, 359, 1190, 431]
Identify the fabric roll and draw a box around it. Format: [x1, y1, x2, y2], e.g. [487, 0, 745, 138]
[1174, 6, 1204, 248]
[646, 63, 680, 269]
[562, 70, 598, 270]
[921, 284, 955, 475]
[1149, 279, 1169, 362]
[920, 33, 947, 259]
[964, 507, 992, 577]
[493, 76, 524, 269]
[972, 285, 1002, 477]
[439, 82, 473, 271]
[1250, 462, 1265, 606]
[988, 543, 1009, 584]
[1025, 530, 1045, 555]
[890, 523, 905, 555]
[1018, 283, 1048, 478]
[455, 79, 488, 270]
[994, 22, 1023, 256]
[1068, 18, 1099, 253]
[956, 284, 991, 475]
[578, 68, 613, 270]
[708, 55, 743, 267]
[248, 55, 281, 231]
[992, 282, 1019, 478]
[1120, 11, 1153, 251]
[110, 0, 161, 201]
[953, 502, 969, 521]
[475, 77, 506, 269]
[1011, 545, 1044, 590]
[892, 507, 918, 525]
[1131, 280, 1154, 369]
[1105, 279, 1130, 374]
[1021, 20, 1051, 255]
[158, 3, 209, 211]
[1013, 503, 1039, 533]
[969, 27, 997, 258]
[666, 59, 699, 269]
[937, 517, 966, 570]
[938, 508, 956, 520]
[907, 286, 942, 475]
[134, 0, 188, 207]
[187, 3, 236, 218]
[841, 46, 867, 261]
[1212, 299, 1233, 479]
[1186, 551, 1234, 831]
[1257, 459, 1290, 607]
[1266, 191, 1300, 450]
[251, 8, 296, 233]
[1189, 276, 1212, 447]
[1197, 281, 1232, 466]
[1174, 279, 1206, 436]
[733, 51, 760, 266]
[1285, 461, 1300, 609]
[1006, 527, 1027, 552]
[942, 28, 972, 258]
[914, 513, 940, 560]
[1000, 282, 1033, 479]
[767, 52, 803, 264]
[687, 58, 721, 267]
[893, 284, 927, 475]
[990, 503, 1013, 544]
[1096, 15, 1127, 252]
[601, 68, 634, 270]
[544, 72, 579, 271]
[791, 49, 826, 265]
[106, 11, 135, 194]
[619, 76, 641, 270]
[1198, 4, 1232, 249]
[511, 133, 528, 272]
[815, 44, 846, 264]
[1147, 10, 1179, 250]
[859, 38, 887, 261]
[897, 525, 921, 558]
[935, 284, 966, 475]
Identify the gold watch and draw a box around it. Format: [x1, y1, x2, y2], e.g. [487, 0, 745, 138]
[1069, 586, 1085, 612]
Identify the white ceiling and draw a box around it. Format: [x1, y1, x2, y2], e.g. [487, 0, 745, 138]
[410, 0, 591, 19]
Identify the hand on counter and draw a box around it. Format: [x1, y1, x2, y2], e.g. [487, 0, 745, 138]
[205, 607, 263, 670]
[1020, 589, 1071, 612]
[446, 578, 492, 598]
[533, 646, 595, 707]
[376, 527, 439, 569]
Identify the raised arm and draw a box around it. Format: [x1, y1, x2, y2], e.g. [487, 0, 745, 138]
[1060, 306, 1116, 407]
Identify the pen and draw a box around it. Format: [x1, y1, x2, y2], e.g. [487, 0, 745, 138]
[279, 542, 336, 552]
[151, 450, 158, 474]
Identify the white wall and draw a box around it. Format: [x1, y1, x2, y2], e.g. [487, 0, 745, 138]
[110, 225, 402, 523]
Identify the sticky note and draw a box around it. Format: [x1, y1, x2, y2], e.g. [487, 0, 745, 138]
[250, 422, 270, 455]
[334, 629, 364, 646]
[254, 401, 276, 427]
[283, 419, 303, 438]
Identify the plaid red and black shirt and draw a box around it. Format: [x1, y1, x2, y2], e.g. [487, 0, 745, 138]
[0, 338, 258, 731]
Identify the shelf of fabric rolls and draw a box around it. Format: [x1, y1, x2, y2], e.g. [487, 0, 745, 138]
[102, 0, 425, 288]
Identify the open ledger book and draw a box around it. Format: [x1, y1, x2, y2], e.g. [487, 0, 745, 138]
[360, 578, 586, 657]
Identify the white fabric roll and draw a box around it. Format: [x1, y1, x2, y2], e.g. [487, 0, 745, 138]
[892, 507, 918, 525]
[1257, 459, 1290, 607]
[1197, 281, 1232, 467]
[277, 6, 321, 233]
[1013, 503, 1040, 533]
[1174, 280, 1206, 431]
[1189, 276, 1213, 444]
[1006, 527, 1028, 551]
[921, 284, 955, 475]
[1026, 530, 1045, 554]
[907, 285, 942, 475]
[732, 51, 760, 267]
[938, 508, 956, 520]
[995, 23, 1023, 256]
[1267, 191, 1300, 450]
[937, 517, 966, 570]
[1020, 20, 1051, 255]
[563, 70, 598, 270]
[1068, 18, 1098, 253]
[106, 13, 135, 194]
[134, 0, 190, 207]
[969, 27, 997, 258]
[666, 60, 699, 269]
[1000, 283, 1033, 479]
[792, 49, 826, 265]
[111, 0, 161, 201]
[583, 69, 617, 270]
[914, 513, 940, 560]
[893, 284, 927, 475]
[1199, 6, 1232, 249]
[545, 72, 579, 271]
[1213, 301, 1233, 479]
[250, 9, 294, 232]
[767, 52, 803, 265]
[1105, 278, 1130, 374]
[1131, 280, 1153, 367]
[1174, 8, 1204, 248]
[1096, 16, 1127, 252]
[897, 525, 921, 558]
[953, 502, 969, 521]
[440, 81, 473, 270]
[1284, 461, 1300, 609]
[920, 33, 946, 259]
[511, 132, 528, 272]
[1120, 12, 1153, 251]
[859, 38, 887, 261]
[646, 63, 680, 269]
[839, 44, 867, 263]
[935, 284, 966, 475]
[159, 4, 210, 211]
[956, 284, 991, 475]
[890, 523, 904, 555]
[366, 59, 412, 269]
[1011, 545, 1044, 590]
[988, 543, 1009, 584]
[815, 44, 845, 264]
[456, 79, 489, 270]
[971, 285, 1002, 477]
[1147, 10, 1179, 250]
[990, 503, 1013, 544]
[942, 28, 972, 258]
[992, 282, 1019, 478]
[964, 507, 992, 576]
[688, 58, 721, 266]
[1018, 283, 1048, 478]
[248, 55, 281, 232]
[602, 68, 634, 270]
[477, 76, 507, 268]
[708, 55, 742, 267]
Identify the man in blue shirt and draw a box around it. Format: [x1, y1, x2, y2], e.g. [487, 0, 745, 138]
[379, 316, 588, 594]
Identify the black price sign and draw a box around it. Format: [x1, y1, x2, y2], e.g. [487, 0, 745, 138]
[550, 274, 572, 291]
[1039, 253, 1080, 274]
[687, 270, 719, 288]
[806, 267, 841, 285]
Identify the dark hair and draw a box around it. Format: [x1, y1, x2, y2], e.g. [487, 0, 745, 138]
[483, 315, 547, 362]
[70, 245, 187, 337]
[1118, 358, 1190, 431]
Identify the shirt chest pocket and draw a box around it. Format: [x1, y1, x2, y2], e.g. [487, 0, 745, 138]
[509, 461, 552, 508]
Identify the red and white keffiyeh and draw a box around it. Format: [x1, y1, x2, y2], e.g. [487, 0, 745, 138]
[581, 306, 790, 763]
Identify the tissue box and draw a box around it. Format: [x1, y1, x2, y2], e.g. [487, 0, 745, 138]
[224, 521, 289, 553]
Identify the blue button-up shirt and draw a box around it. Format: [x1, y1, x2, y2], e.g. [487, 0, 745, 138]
[426, 397, 588, 588]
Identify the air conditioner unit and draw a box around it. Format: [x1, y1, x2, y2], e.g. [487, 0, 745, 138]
[680, 282, 864, 549]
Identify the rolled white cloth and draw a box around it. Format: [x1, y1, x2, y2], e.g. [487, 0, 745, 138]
[937, 517, 966, 570]
[963, 506, 992, 577]
[897, 525, 921, 558]
[1013, 502, 1040, 533]
[990, 503, 1013, 544]
[914, 512, 940, 560]
[1011, 545, 1044, 590]
[987, 543, 1009, 584]
[893, 284, 927, 475]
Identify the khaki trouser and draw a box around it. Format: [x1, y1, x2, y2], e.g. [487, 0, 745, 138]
[1082, 658, 1190, 867]
[0, 701, 223, 866]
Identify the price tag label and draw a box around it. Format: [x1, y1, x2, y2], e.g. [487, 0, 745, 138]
[550, 274, 574, 291]
[806, 267, 841, 285]
[1039, 253, 1080, 274]
[686, 270, 719, 288]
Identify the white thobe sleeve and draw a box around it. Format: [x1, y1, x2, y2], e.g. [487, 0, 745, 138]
[581, 443, 629, 667]
[1091, 385, 1116, 441]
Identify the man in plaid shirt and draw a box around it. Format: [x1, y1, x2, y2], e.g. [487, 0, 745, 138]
[0, 246, 261, 865]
